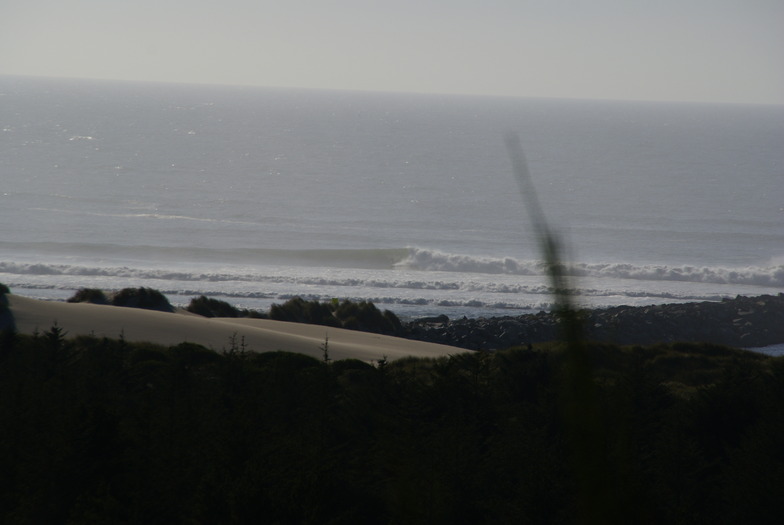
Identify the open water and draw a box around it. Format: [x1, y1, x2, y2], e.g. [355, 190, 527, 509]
[2, 75, 783, 318]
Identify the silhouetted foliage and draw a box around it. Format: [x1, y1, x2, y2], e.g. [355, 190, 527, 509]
[334, 299, 401, 334]
[111, 287, 173, 312]
[0, 283, 13, 334]
[186, 295, 243, 317]
[1, 328, 781, 524]
[67, 288, 110, 304]
[269, 296, 341, 327]
[269, 297, 402, 334]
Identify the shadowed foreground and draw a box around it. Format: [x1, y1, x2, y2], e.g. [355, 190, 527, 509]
[1, 328, 782, 524]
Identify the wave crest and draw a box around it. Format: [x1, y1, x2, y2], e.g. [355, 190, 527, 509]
[397, 248, 784, 286]
[2, 247, 782, 288]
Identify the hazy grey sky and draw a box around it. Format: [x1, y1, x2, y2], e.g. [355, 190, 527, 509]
[2, 0, 782, 104]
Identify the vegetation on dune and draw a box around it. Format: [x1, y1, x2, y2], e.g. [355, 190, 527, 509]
[64, 289, 402, 334]
[185, 294, 267, 318]
[0, 329, 782, 524]
[66, 287, 174, 312]
[269, 296, 403, 335]
[269, 296, 341, 327]
[110, 287, 174, 312]
[67, 288, 110, 305]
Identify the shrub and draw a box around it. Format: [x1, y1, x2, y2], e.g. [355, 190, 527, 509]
[268, 297, 402, 334]
[111, 287, 173, 312]
[67, 288, 110, 304]
[334, 300, 401, 334]
[187, 295, 242, 318]
[269, 297, 340, 327]
[383, 309, 403, 333]
[169, 342, 221, 366]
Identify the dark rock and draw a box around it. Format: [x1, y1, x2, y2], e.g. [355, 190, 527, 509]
[415, 314, 450, 325]
[399, 294, 784, 350]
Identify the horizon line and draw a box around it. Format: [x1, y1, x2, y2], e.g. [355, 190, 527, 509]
[2, 72, 782, 108]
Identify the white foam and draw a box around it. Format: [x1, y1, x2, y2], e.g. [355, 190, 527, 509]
[397, 248, 784, 286]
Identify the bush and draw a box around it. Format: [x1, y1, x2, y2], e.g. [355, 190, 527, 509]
[67, 288, 110, 304]
[269, 297, 341, 327]
[187, 295, 242, 318]
[0, 283, 12, 333]
[383, 309, 403, 333]
[111, 287, 173, 312]
[334, 300, 401, 334]
[169, 342, 222, 366]
[268, 297, 402, 335]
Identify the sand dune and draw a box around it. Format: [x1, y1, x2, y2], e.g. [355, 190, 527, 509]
[7, 295, 466, 362]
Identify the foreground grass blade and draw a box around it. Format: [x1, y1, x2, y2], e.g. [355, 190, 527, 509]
[506, 133, 615, 523]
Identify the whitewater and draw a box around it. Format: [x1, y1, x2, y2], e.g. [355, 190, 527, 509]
[2, 76, 783, 318]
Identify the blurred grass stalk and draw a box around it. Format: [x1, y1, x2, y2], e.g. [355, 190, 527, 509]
[506, 134, 614, 523]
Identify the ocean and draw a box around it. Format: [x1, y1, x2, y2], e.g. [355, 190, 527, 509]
[2, 75, 783, 319]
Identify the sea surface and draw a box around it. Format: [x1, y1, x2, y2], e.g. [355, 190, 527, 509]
[2, 75, 783, 319]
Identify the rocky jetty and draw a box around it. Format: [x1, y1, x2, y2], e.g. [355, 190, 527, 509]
[403, 294, 784, 350]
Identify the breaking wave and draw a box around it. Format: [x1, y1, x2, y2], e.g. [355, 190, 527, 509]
[397, 248, 784, 287]
[2, 246, 783, 287]
[5, 247, 780, 317]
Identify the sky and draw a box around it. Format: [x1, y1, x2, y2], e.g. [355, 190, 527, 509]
[1, 0, 782, 104]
